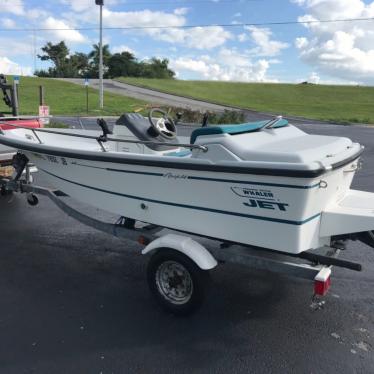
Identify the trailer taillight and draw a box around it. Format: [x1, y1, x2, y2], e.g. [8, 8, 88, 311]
[314, 268, 331, 296]
[314, 277, 331, 296]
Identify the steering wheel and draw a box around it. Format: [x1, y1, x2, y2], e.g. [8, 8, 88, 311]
[148, 108, 177, 139]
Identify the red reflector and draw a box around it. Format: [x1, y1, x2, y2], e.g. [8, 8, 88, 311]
[138, 235, 150, 246]
[314, 276, 331, 296]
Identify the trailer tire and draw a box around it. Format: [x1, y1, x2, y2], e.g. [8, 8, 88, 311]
[147, 248, 210, 316]
[26, 193, 38, 206]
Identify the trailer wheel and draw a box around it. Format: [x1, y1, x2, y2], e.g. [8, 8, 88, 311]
[26, 193, 38, 206]
[147, 249, 210, 316]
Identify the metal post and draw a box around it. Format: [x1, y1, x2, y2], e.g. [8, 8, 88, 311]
[39, 86, 45, 106]
[11, 81, 19, 117]
[99, 2, 104, 109]
[86, 85, 89, 113]
[33, 29, 37, 73]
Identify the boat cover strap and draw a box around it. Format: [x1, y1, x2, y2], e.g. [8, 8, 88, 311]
[190, 119, 289, 144]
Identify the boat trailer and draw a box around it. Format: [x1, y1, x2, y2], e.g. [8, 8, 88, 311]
[0, 165, 363, 315]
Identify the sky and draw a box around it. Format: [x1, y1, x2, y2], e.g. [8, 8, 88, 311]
[1, 0, 374, 85]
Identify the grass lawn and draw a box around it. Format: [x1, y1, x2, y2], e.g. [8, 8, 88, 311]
[0, 76, 145, 116]
[118, 77, 374, 124]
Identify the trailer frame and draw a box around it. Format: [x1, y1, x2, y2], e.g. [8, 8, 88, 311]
[0, 167, 363, 315]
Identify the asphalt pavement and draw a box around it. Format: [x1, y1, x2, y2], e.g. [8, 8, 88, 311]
[0, 122, 374, 373]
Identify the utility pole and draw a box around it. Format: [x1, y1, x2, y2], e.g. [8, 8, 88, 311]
[95, 0, 104, 109]
[33, 29, 37, 73]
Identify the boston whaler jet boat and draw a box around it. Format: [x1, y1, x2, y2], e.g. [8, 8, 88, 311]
[0, 109, 373, 314]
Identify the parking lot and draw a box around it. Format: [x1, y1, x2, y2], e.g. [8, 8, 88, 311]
[0, 122, 374, 373]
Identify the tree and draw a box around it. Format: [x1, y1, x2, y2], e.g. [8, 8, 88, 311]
[37, 41, 70, 77]
[36, 41, 90, 78]
[138, 58, 175, 79]
[35, 40, 176, 79]
[70, 52, 90, 77]
[107, 51, 138, 78]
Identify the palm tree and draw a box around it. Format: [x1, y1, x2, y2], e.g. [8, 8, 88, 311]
[88, 44, 111, 77]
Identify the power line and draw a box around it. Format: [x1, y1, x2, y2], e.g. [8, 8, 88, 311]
[0, 16, 373, 32]
[113, 0, 262, 5]
[2, 0, 263, 5]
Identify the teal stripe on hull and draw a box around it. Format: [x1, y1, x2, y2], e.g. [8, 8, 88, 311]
[40, 168, 321, 226]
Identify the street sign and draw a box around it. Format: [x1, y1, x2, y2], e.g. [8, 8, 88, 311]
[84, 78, 90, 86]
[39, 105, 50, 125]
[13, 75, 20, 84]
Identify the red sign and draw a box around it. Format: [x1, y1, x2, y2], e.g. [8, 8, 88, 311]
[39, 105, 50, 125]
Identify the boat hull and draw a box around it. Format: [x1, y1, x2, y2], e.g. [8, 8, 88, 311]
[24, 150, 357, 254]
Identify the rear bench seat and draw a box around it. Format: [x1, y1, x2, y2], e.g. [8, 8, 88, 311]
[190, 119, 289, 144]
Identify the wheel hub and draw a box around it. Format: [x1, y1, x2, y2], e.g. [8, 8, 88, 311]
[155, 261, 193, 305]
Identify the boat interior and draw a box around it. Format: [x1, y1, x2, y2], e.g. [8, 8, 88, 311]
[1, 109, 360, 168]
[108, 110, 356, 166]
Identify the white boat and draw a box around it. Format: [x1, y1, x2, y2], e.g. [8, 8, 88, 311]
[0, 109, 372, 254]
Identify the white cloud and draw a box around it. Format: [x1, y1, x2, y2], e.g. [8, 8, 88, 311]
[1, 18, 16, 29]
[295, 37, 308, 49]
[182, 27, 232, 49]
[170, 49, 275, 82]
[218, 48, 250, 67]
[136, 25, 231, 50]
[42, 17, 87, 44]
[171, 58, 220, 77]
[0, 56, 32, 75]
[112, 45, 135, 55]
[100, 8, 186, 29]
[60, 0, 119, 13]
[27, 8, 50, 20]
[104, 9, 231, 49]
[308, 72, 320, 84]
[238, 33, 248, 42]
[1, 0, 24, 15]
[174, 8, 189, 16]
[0, 38, 32, 57]
[63, 6, 230, 50]
[246, 26, 289, 56]
[294, 0, 374, 83]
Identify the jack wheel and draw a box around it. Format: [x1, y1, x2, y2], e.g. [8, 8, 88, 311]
[27, 193, 39, 206]
[147, 248, 210, 316]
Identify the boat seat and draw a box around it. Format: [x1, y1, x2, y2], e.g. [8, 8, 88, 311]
[116, 113, 179, 151]
[190, 119, 289, 144]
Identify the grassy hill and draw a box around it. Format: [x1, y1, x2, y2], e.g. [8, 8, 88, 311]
[0, 76, 145, 116]
[118, 77, 374, 124]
